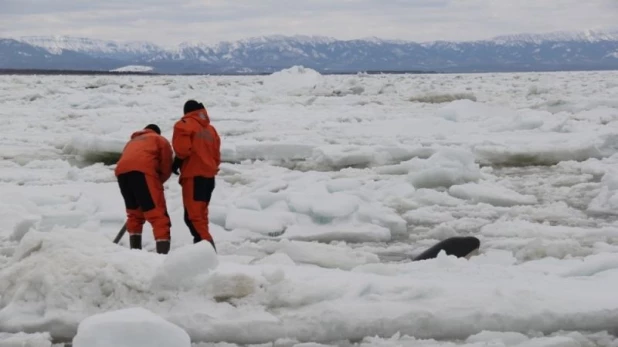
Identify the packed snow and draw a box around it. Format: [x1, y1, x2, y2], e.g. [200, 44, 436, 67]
[1, 67, 618, 347]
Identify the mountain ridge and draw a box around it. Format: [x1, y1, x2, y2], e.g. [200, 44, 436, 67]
[3, 29, 618, 74]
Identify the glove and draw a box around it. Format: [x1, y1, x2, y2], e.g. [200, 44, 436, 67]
[171, 156, 184, 175]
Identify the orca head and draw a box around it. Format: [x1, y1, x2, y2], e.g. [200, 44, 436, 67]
[412, 236, 481, 262]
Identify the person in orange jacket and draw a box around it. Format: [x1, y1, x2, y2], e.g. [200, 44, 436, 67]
[171, 100, 221, 251]
[115, 124, 174, 254]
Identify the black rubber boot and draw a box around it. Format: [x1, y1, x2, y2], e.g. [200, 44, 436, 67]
[156, 241, 170, 254]
[129, 234, 142, 250]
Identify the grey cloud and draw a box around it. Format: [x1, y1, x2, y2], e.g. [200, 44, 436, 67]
[0, 0, 179, 14]
[1, 0, 617, 45]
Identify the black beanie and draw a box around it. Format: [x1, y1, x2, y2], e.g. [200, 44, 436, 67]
[184, 100, 205, 114]
[144, 124, 161, 135]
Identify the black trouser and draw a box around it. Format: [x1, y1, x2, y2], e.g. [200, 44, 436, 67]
[117, 171, 171, 242]
[118, 171, 155, 211]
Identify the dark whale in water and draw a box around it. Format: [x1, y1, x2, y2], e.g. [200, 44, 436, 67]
[412, 236, 480, 261]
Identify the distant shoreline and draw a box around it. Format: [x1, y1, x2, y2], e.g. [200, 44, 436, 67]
[0, 68, 438, 76]
[0, 69, 161, 76]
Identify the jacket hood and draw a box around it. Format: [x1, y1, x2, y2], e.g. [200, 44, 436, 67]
[130, 128, 157, 139]
[182, 109, 211, 127]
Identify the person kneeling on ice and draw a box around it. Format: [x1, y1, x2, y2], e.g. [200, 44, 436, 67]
[115, 124, 174, 254]
[171, 100, 221, 251]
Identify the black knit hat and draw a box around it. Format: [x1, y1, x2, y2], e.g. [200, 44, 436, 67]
[144, 124, 161, 135]
[184, 99, 205, 114]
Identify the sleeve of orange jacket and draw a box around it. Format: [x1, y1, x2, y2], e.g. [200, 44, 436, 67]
[158, 137, 173, 183]
[213, 127, 221, 167]
[172, 120, 193, 160]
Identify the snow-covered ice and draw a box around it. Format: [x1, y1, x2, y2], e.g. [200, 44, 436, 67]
[0, 332, 53, 347]
[72, 307, 191, 347]
[1, 67, 618, 346]
[109, 65, 154, 73]
[151, 241, 219, 290]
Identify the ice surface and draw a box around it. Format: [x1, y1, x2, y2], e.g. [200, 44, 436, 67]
[62, 135, 125, 165]
[587, 163, 618, 215]
[2, 68, 618, 346]
[72, 307, 191, 347]
[448, 182, 538, 207]
[263, 65, 324, 96]
[151, 241, 219, 290]
[407, 148, 482, 188]
[2, 229, 618, 346]
[0, 332, 52, 347]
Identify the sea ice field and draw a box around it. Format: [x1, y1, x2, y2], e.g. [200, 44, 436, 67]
[1, 66, 618, 347]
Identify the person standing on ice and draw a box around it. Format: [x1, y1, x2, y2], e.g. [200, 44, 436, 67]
[171, 100, 221, 251]
[115, 124, 174, 254]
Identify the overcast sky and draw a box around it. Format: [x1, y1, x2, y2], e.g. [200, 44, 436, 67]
[2, 0, 617, 47]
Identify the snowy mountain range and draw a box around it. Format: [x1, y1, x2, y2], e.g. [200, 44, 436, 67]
[2, 30, 618, 74]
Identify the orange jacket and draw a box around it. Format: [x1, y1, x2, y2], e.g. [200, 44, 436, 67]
[114, 128, 174, 183]
[172, 108, 221, 178]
